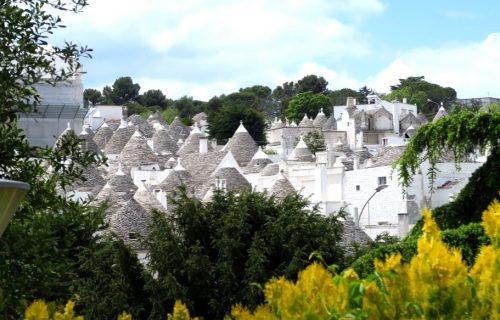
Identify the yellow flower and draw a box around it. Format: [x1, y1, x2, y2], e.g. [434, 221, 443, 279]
[167, 300, 195, 320]
[482, 198, 500, 247]
[25, 300, 49, 320]
[117, 311, 132, 320]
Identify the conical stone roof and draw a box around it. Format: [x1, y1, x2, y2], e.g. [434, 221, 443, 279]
[104, 119, 135, 155]
[211, 167, 251, 193]
[270, 174, 296, 200]
[93, 122, 114, 150]
[244, 147, 273, 174]
[158, 163, 195, 193]
[152, 127, 179, 155]
[177, 126, 212, 157]
[110, 198, 151, 248]
[73, 165, 105, 192]
[322, 115, 337, 130]
[299, 114, 314, 127]
[92, 183, 131, 219]
[78, 128, 100, 153]
[288, 136, 314, 162]
[169, 116, 190, 141]
[133, 184, 165, 213]
[312, 109, 328, 127]
[108, 164, 138, 194]
[53, 122, 76, 150]
[118, 129, 159, 169]
[147, 111, 168, 126]
[260, 163, 280, 176]
[83, 124, 95, 138]
[224, 121, 258, 167]
[417, 112, 428, 124]
[433, 106, 448, 123]
[127, 114, 155, 138]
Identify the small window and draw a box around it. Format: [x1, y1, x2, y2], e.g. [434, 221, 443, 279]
[382, 138, 388, 146]
[154, 189, 160, 194]
[356, 185, 360, 191]
[128, 232, 138, 240]
[215, 178, 227, 191]
[378, 176, 387, 186]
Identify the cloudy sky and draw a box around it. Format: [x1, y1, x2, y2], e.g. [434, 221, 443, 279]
[53, 0, 500, 100]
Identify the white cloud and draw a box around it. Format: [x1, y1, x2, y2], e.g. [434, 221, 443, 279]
[367, 33, 500, 98]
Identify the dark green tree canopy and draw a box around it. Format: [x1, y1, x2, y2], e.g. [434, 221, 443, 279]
[83, 88, 103, 107]
[295, 75, 329, 94]
[286, 91, 331, 123]
[207, 104, 267, 145]
[145, 188, 345, 319]
[139, 89, 169, 109]
[385, 76, 457, 115]
[103, 76, 141, 105]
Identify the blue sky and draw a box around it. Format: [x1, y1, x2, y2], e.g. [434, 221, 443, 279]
[54, 0, 500, 100]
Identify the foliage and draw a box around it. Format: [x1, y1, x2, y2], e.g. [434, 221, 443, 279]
[207, 105, 267, 145]
[167, 301, 197, 320]
[102, 76, 140, 105]
[144, 188, 346, 319]
[25, 300, 83, 320]
[74, 237, 151, 320]
[124, 101, 148, 116]
[295, 131, 326, 154]
[385, 76, 457, 114]
[229, 202, 500, 319]
[138, 89, 169, 109]
[395, 111, 499, 191]
[161, 106, 180, 124]
[286, 92, 331, 123]
[83, 88, 103, 107]
[295, 75, 329, 94]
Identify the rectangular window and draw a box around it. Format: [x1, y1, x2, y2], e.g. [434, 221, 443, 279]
[128, 232, 138, 240]
[216, 178, 227, 191]
[378, 176, 387, 186]
[356, 185, 360, 191]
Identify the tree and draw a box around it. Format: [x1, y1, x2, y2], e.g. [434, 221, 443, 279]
[272, 81, 295, 119]
[328, 88, 359, 106]
[102, 76, 140, 105]
[207, 104, 267, 145]
[83, 88, 103, 107]
[286, 92, 331, 123]
[139, 89, 168, 109]
[161, 106, 179, 124]
[145, 188, 346, 319]
[239, 85, 277, 118]
[298, 131, 326, 154]
[0, 1, 146, 318]
[357, 86, 374, 104]
[295, 75, 329, 94]
[385, 76, 457, 114]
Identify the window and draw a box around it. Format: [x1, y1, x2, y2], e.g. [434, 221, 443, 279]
[382, 138, 388, 146]
[356, 185, 360, 191]
[378, 176, 387, 186]
[215, 178, 227, 191]
[128, 232, 138, 240]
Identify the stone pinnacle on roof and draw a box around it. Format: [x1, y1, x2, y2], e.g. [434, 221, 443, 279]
[108, 163, 138, 194]
[118, 129, 159, 169]
[313, 108, 328, 127]
[53, 122, 75, 150]
[93, 122, 114, 150]
[288, 136, 314, 161]
[78, 127, 100, 153]
[224, 121, 258, 167]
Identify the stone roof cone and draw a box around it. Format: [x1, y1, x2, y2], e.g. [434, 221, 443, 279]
[260, 163, 280, 176]
[322, 115, 337, 130]
[299, 114, 314, 127]
[78, 128, 100, 153]
[417, 111, 428, 124]
[244, 147, 273, 174]
[224, 121, 258, 167]
[110, 198, 151, 248]
[288, 136, 314, 162]
[108, 163, 138, 194]
[127, 114, 155, 138]
[152, 127, 179, 156]
[177, 125, 212, 157]
[211, 153, 251, 193]
[270, 172, 296, 200]
[313, 108, 328, 127]
[118, 129, 158, 169]
[133, 183, 165, 213]
[93, 122, 114, 150]
[83, 124, 95, 138]
[53, 122, 75, 150]
[158, 162, 195, 193]
[147, 111, 168, 127]
[104, 119, 135, 155]
[433, 106, 448, 123]
[168, 116, 190, 141]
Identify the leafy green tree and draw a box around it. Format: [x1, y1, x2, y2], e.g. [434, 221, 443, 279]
[145, 188, 346, 319]
[207, 105, 267, 145]
[83, 88, 103, 107]
[205, 96, 224, 113]
[286, 92, 331, 123]
[385, 76, 457, 114]
[0, 1, 147, 318]
[103, 76, 140, 105]
[328, 88, 359, 106]
[239, 85, 278, 118]
[295, 75, 329, 94]
[272, 81, 295, 118]
[357, 86, 374, 104]
[139, 89, 169, 109]
[161, 106, 179, 124]
[296, 131, 326, 154]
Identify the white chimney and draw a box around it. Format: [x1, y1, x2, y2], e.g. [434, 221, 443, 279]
[403, 98, 407, 104]
[199, 136, 208, 153]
